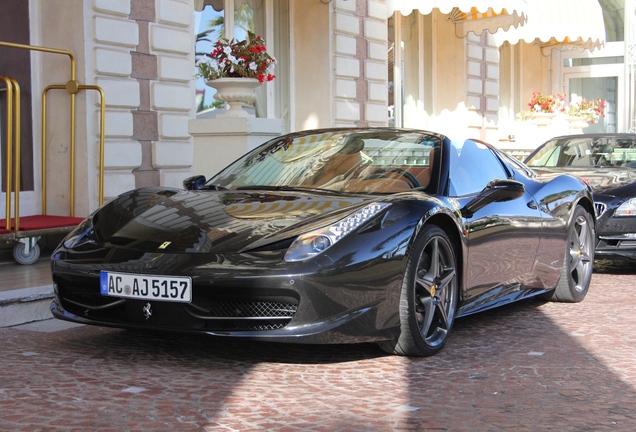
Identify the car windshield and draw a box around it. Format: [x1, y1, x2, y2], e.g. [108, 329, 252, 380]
[526, 135, 636, 168]
[206, 129, 442, 194]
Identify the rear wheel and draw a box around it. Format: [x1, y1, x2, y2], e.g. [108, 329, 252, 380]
[544, 205, 595, 303]
[379, 225, 458, 356]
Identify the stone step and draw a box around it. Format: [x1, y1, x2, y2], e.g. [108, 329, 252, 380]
[0, 285, 55, 327]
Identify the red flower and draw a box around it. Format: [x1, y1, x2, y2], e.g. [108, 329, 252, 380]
[197, 31, 276, 82]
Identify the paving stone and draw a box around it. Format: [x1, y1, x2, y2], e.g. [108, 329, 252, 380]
[0, 265, 635, 430]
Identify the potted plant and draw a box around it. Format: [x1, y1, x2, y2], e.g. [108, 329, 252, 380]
[517, 92, 565, 126]
[196, 31, 276, 117]
[566, 97, 606, 126]
[527, 91, 566, 114]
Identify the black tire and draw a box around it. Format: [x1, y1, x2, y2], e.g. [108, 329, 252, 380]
[379, 225, 458, 356]
[13, 242, 41, 265]
[544, 205, 595, 303]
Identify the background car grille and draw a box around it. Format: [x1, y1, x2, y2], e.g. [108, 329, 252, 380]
[595, 202, 607, 218]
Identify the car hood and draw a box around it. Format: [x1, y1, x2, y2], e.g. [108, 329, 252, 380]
[532, 167, 636, 198]
[95, 188, 370, 254]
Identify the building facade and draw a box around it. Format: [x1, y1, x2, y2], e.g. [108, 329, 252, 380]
[0, 0, 633, 224]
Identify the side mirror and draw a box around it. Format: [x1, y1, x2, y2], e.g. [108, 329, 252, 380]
[183, 175, 206, 190]
[461, 179, 525, 218]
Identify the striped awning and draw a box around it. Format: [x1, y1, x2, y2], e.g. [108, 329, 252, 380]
[387, 0, 529, 37]
[493, 0, 606, 54]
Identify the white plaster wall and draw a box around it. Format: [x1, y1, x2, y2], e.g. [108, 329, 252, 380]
[81, 3, 140, 211]
[85, 0, 196, 205]
[149, 0, 196, 188]
[332, 0, 388, 127]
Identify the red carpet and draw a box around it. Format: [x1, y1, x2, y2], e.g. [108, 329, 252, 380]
[0, 215, 84, 232]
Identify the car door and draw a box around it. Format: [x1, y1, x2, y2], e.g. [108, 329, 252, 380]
[448, 140, 543, 314]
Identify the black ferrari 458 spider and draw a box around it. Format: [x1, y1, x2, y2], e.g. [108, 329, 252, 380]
[51, 128, 596, 356]
[526, 133, 636, 262]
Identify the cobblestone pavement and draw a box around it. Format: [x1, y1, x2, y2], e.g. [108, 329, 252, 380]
[1, 261, 635, 431]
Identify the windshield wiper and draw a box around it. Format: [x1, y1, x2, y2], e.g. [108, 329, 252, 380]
[201, 184, 229, 190]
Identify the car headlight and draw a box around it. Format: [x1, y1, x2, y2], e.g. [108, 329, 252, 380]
[614, 198, 636, 217]
[284, 203, 390, 262]
[63, 217, 97, 249]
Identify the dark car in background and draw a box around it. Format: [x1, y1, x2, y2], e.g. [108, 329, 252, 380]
[526, 133, 636, 262]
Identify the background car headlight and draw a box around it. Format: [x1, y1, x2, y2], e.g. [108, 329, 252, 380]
[284, 203, 390, 262]
[614, 198, 636, 217]
[63, 218, 97, 249]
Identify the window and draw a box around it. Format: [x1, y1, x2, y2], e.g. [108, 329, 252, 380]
[194, 0, 289, 125]
[449, 140, 508, 196]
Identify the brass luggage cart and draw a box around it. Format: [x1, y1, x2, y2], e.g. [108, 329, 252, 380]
[1, 42, 104, 264]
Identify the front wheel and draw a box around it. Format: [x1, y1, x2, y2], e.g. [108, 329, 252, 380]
[545, 205, 595, 303]
[379, 225, 458, 356]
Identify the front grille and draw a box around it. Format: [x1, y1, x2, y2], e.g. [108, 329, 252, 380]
[184, 299, 298, 331]
[190, 300, 296, 318]
[595, 202, 607, 218]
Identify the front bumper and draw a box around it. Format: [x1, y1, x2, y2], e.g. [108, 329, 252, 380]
[595, 233, 636, 260]
[50, 249, 404, 344]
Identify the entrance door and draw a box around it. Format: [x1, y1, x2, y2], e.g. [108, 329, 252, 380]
[564, 73, 621, 133]
[563, 42, 631, 133]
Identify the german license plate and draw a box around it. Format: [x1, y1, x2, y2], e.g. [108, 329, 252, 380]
[100, 271, 192, 303]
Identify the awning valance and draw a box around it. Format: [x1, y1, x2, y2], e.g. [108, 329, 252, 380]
[387, 0, 529, 37]
[493, 0, 606, 54]
[194, 0, 223, 12]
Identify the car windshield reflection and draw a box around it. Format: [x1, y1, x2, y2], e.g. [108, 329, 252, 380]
[206, 129, 441, 194]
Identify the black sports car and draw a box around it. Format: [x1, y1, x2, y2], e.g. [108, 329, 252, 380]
[51, 128, 596, 356]
[525, 133, 636, 262]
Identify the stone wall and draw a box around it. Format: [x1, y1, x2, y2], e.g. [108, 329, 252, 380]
[332, 0, 388, 127]
[465, 32, 500, 142]
[90, 0, 195, 203]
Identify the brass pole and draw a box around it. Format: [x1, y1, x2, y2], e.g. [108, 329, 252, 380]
[41, 87, 49, 215]
[78, 85, 106, 206]
[66, 81, 78, 216]
[0, 42, 76, 81]
[1, 77, 13, 231]
[70, 92, 76, 216]
[11, 79, 20, 231]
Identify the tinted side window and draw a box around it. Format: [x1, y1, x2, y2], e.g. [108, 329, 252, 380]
[449, 140, 508, 196]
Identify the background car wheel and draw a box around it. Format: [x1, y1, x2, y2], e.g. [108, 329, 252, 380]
[379, 225, 458, 356]
[13, 242, 41, 265]
[545, 205, 595, 303]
